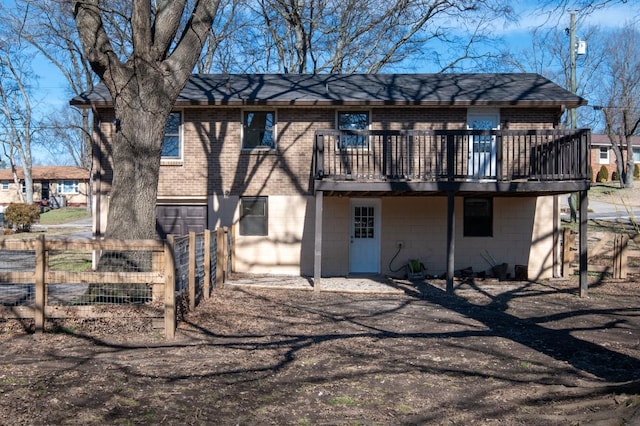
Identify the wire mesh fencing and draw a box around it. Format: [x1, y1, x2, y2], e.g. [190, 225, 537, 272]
[0, 227, 233, 339]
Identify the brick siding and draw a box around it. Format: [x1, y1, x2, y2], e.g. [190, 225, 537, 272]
[94, 106, 563, 198]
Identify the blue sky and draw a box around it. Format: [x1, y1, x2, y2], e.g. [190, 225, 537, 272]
[24, 1, 640, 163]
[36, 1, 639, 100]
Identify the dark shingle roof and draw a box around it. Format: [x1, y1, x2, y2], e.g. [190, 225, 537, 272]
[71, 73, 586, 108]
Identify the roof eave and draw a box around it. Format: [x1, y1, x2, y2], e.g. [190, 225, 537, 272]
[71, 98, 587, 109]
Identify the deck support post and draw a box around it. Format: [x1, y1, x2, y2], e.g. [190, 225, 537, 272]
[314, 190, 323, 291]
[446, 191, 455, 294]
[579, 189, 588, 297]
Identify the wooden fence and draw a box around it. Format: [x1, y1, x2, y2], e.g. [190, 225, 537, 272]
[563, 228, 640, 278]
[0, 227, 233, 339]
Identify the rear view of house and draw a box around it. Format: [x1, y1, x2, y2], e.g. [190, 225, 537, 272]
[73, 73, 589, 282]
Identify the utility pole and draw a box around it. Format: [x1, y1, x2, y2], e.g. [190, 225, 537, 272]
[569, 10, 577, 129]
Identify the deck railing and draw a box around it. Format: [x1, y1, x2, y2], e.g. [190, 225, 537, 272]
[314, 129, 590, 183]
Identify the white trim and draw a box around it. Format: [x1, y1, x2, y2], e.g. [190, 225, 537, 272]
[467, 108, 500, 179]
[349, 198, 381, 274]
[598, 147, 610, 164]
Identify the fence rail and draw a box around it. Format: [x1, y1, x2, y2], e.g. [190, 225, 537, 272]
[563, 228, 640, 278]
[314, 129, 590, 182]
[0, 227, 233, 339]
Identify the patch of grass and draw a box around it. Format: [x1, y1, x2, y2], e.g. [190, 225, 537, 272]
[38, 208, 89, 225]
[396, 404, 413, 414]
[327, 396, 358, 407]
[48, 251, 93, 272]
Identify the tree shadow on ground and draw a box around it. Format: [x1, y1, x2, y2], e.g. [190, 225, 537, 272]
[404, 279, 640, 383]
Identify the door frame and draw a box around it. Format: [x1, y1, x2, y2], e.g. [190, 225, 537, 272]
[349, 198, 381, 274]
[467, 109, 500, 179]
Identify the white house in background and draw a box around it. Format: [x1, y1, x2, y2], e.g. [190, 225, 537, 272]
[0, 166, 89, 208]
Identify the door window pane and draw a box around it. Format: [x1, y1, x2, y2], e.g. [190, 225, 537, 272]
[353, 205, 375, 239]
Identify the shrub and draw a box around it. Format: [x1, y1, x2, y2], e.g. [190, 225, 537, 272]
[612, 170, 620, 181]
[587, 165, 593, 182]
[597, 165, 609, 182]
[4, 203, 40, 232]
[634, 164, 640, 180]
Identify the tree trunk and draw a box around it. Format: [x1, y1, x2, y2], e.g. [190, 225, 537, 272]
[625, 155, 635, 188]
[105, 96, 168, 241]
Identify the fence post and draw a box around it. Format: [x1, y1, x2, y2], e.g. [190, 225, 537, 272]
[216, 227, 225, 287]
[164, 236, 176, 340]
[34, 234, 45, 332]
[613, 234, 630, 279]
[223, 227, 229, 281]
[204, 229, 211, 299]
[230, 224, 236, 273]
[188, 231, 196, 311]
[562, 228, 574, 277]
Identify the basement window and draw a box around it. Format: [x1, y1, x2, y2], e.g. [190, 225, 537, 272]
[464, 197, 493, 237]
[240, 197, 268, 236]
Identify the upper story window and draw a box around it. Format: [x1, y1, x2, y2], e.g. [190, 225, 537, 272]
[598, 147, 610, 164]
[337, 111, 370, 149]
[1, 181, 8, 191]
[162, 111, 182, 159]
[57, 180, 79, 194]
[243, 111, 276, 150]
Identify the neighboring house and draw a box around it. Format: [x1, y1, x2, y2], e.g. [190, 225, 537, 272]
[0, 166, 89, 208]
[72, 73, 589, 282]
[590, 134, 640, 182]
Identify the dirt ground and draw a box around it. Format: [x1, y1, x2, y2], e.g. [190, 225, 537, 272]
[1, 276, 640, 425]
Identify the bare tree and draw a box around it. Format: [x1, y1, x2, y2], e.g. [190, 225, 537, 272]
[41, 107, 92, 168]
[500, 24, 605, 129]
[72, 0, 220, 240]
[0, 41, 37, 204]
[8, 0, 99, 211]
[196, 0, 241, 73]
[238, 0, 515, 74]
[598, 24, 640, 188]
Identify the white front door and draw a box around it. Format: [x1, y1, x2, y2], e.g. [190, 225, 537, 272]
[349, 199, 380, 273]
[468, 111, 499, 179]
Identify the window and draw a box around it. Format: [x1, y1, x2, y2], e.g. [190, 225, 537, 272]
[243, 111, 275, 150]
[633, 148, 640, 163]
[21, 181, 26, 194]
[1, 181, 8, 191]
[162, 111, 182, 159]
[57, 180, 79, 194]
[337, 111, 369, 148]
[464, 197, 493, 237]
[599, 147, 610, 164]
[239, 197, 268, 236]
